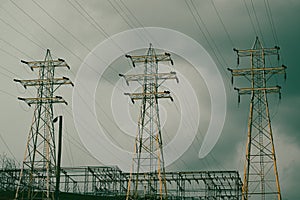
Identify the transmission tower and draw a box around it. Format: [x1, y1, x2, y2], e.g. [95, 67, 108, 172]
[120, 44, 178, 200]
[14, 49, 73, 200]
[228, 37, 286, 200]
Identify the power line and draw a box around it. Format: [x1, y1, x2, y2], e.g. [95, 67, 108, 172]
[210, 0, 235, 47]
[31, 0, 92, 54]
[10, 1, 132, 98]
[264, 0, 279, 45]
[0, 132, 19, 166]
[107, 0, 150, 45]
[70, 0, 111, 38]
[9, 1, 88, 68]
[69, 0, 135, 57]
[66, 0, 135, 78]
[241, 0, 258, 37]
[250, 0, 265, 43]
[184, 0, 231, 83]
[109, 2, 202, 170]
[0, 88, 15, 98]
[0, 18, 44, 57]
[0, 37, 33, 60]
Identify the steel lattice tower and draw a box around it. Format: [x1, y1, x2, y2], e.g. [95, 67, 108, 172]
[14, 49, 73, 200]
[228, 37, 286, 200]
[120, 44, 178, 200]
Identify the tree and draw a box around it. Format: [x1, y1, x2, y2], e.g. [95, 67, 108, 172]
[0, 153, 18, 192]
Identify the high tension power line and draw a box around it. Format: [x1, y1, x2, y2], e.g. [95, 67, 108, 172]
[120, 44, 178, 200]
[228, 37, 286, 200]
[14, 49, 73, 200]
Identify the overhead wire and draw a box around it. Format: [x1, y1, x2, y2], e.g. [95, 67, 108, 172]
[41, 0, 135, 151]
[0, 28, 41, 60]
[10, 1, 132, 94]
[263, 0, 278, 45]
[115, 0, 227, 170]
[185, 0, 244, 170]
[267, 0, 282, 47]
[1, 1, 278, 172]
[1, 3, 75, 85]
[3, 1, 162, 170]
[66, 0, 136, 91]
[114, 3, 201, 169]
[29, 0, 135, 95]
[69, 0, 137, 59]
[241, 0, 258, 37]
[250, 0, 265, 43]
[185, 0, 232, 84]
[0, 131, 19, 166]
[2, 1, 110, 163]
[210, 0, 235, 47]
[0, 37, 33, 60]
[9, 1, 93, 77]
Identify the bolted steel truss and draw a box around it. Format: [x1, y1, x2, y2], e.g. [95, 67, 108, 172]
[119, 44, 178, 200]
[1, 166, 242, 200]
[228, 37, 286, 200]
[14, 49, 73, 200]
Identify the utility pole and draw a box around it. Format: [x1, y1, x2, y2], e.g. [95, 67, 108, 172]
[14, 49, 73, 200]
[120, 44, 178, 200]
[54, 116, 63, 200]
[228, 37, 286, 200]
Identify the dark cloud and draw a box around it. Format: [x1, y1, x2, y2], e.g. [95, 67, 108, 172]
[0, 0, 299, 198]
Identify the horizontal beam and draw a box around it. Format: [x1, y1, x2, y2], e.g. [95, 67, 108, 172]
[17, 96, 68, 106]
[0, 166, 242, 198]
[228, 65, 287, 77]
[119, 72, 178, 85]
[234, 86, 282, 103]
[233, 46, 279, 57]
[21, 58, 69, 71]
[124, 91, 173, 103]
[14, 77, 73, 88]
[234, 86, 281, 95]
[126, 53, 173, 67]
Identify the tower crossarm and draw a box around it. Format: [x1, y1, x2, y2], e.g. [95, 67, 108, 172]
[228, 65, 287, 78]
[126, 53, 173, 67]
[14, 77, 73, 88]
[235, 86, 281, 96]
[17, 96, 67, 106]
[21, 58, 69, 71]
[119, 72, 178, 85]
[124, 91, 173, 103]
[233, 47, 280, 57]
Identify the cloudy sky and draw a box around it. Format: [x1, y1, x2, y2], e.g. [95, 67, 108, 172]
[0, 0, 299, 199]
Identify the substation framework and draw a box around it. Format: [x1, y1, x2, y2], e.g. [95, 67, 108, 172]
[0, 166, 242, 199]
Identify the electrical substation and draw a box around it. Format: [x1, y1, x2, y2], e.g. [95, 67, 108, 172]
[0, 36, 287, 200]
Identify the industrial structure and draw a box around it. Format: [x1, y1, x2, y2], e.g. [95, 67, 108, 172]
[228, 37, 286, 200]
[0, 166, 242, 199]
[0, 38, 287, 200]
[119, 44, 178, 199]
[13, 50, 73, 200]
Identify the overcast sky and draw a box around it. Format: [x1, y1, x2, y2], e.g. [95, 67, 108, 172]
[0, 0, 299, 199]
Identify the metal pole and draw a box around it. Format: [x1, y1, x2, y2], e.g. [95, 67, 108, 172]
[55, 116, 63, 200]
